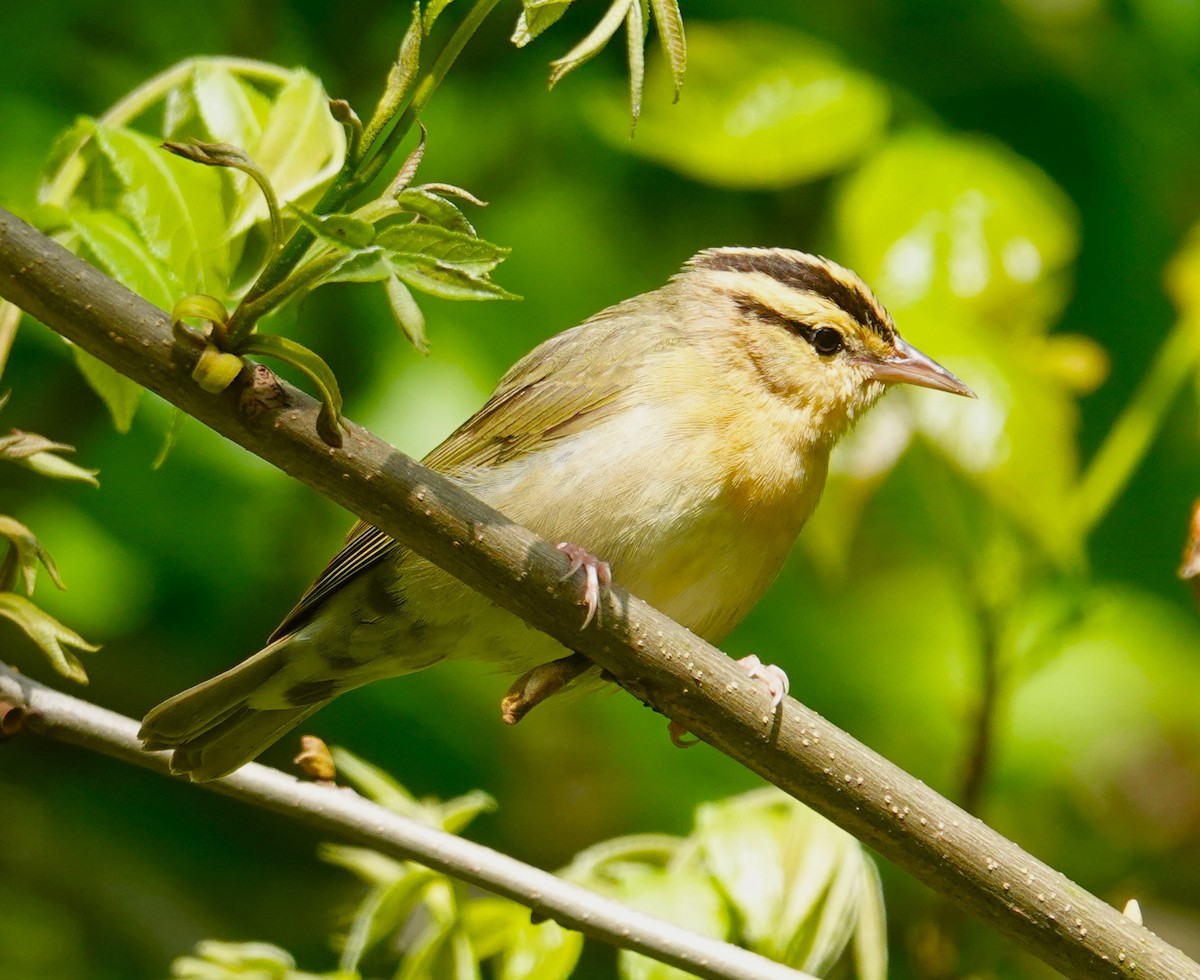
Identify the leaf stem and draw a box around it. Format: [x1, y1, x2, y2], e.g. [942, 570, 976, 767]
[234, 0, 502, 322]
[1074, 315, 1200, 533]
[227, 251, 346, 345]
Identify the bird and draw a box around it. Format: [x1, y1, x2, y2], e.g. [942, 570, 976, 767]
[139, 246, 972, 780]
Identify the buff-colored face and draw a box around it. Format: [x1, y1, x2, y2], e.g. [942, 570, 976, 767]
[682, 248, 972, 437]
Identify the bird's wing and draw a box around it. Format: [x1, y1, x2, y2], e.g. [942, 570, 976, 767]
[268, 310, 670, 641]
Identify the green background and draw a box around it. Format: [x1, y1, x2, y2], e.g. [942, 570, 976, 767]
[3, 0, 1200, 976]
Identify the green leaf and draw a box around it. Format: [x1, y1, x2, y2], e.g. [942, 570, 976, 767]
[320, 247, 393, 284]
[648, 0, 686, 99]
[833, 130, 1084, 560]
[626, 0, 648, 129]
[612, 865, 727, 980]
[11, 443, 100, 485]
[330, 746, 419, 813]
[72, 208, 179, 310]
[497, 919, 582, 980]
[512, 0, 574, 47]
[292, 207, 376, 250]
[0, 592, 98, 684]
[549, 0, 633, 87]
[391, 254, 519, 301]
[227, 71, 346, 236]
[375, 223, 508, 273]
[90, 122, 230, 295]
[461, 898, 523, 961]
[238, 334, 344, 443]
[393, 188, 476, 235]
[590, 22, 890, 189]
[365, 5, 423, 150]
[0, 516, 64, 594]
[386, 275, 429, 353]
[337, 868, 438, 972]
[424, 0, 459, 32]
[438, 789, 498, 834]
[192, 63, 267, 156]
[72, 347, 142, 433]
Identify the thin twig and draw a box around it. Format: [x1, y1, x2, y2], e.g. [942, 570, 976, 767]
[0, 208, 1196, 980]
[0, 664, 808, 980]
[959, 601, 1001, 816]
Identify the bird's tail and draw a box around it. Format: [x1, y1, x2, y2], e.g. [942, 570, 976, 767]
[139, 635, 329, 782]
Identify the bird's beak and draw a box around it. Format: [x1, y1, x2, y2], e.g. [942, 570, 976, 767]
[863, 337, 975, 398]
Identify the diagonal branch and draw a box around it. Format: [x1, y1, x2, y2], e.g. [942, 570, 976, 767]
[0, 664, 809, 980]
[0, 206, 1195, 979]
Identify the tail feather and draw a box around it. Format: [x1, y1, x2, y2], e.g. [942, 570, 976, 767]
[139, 636, 330, 781]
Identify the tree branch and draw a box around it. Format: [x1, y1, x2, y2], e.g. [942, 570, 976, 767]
[0, 207, 1195, 979]
[0, 664, 808, 980]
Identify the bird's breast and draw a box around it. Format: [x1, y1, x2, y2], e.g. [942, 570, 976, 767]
[470, 397, 828, 644]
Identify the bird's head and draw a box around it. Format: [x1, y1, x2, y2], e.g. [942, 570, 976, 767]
[677, 247, 973, 444]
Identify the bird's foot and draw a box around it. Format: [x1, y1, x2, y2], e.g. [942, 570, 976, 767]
[556, 542, 612, 629]
[736, 653, 790, 708]
[666, 654, 789, 749]
[501, 652, 593, 725]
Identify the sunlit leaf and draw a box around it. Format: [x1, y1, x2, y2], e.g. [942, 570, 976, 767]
[292, 206, 376, 250]
[462, 898, 523, 960]
[424, 0, 459, 32]
[375, 223, 508, 273]
[0, 592, 98, 684]
[330, 746, 418, 813]
[591, 22, 889, 188]
[192, 63, 268, 156]
[386, 275, 429, 353]
[391, 254, 518, 301]
[549, 0, 634, 88]
[10, 442, 100, 485]
[613, 865, 727, 980]
[393, 188, 476, 235]
[648, 0, 685, 99]
[90, 122, 230, 295]
[365, 5, 423, 150]
[626, 0, 648, 128]
[512, 0, 574, 47]
[227, 70, 346, 236]
[497, 919, 583, 980]
[0, 515, 64, 594]
[833, 130, 1084, 561]
[71, 208, 179, 310]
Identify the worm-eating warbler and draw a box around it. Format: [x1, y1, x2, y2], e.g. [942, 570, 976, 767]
[140, 247, 972, 780]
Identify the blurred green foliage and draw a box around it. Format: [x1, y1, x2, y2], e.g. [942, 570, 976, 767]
[4, 1, 1200, 977]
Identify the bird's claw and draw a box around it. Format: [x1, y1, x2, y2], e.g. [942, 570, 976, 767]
[737, 653, 790, 708]
[500, 653, 593, 724]
[557, 542, 612, 629]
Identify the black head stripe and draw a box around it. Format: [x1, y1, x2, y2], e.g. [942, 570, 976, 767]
[696, 250, 895, 342]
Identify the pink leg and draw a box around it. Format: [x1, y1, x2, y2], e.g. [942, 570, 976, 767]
[556, 542, 612, 629]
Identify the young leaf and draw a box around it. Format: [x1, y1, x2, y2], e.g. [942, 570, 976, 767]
[364, 4, 423, 151]
[385, 123, 428, 197]
[0, 515, 65, 594]
[393, 188, 476, 235]
[226, 71, 347, 236]
[497, 920, 583, 980]
[626, 0, 648, 130]
[375, 223, 509, 273]
[91, 122, 230, 295]
[0, 593, 99, 684]
[512, 0, 574, 47]
[291, 206, 376, 250]
[330, 746, 419, 813]
[72, 209, 179, 311]
[192, 63, 267, 156]
[648, 0, 686, 99]
[548, 0, 634, 88]
[11, 440, 101, 485]
[423, 0, 458, 32]
[390, 254, 518, 301]
[386, 275, 429, 353]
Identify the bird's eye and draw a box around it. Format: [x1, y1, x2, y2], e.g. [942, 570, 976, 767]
[811, 326, 844, 356]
